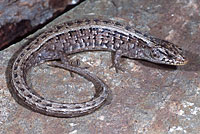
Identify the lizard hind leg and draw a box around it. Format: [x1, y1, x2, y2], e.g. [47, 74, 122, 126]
[49, 51, 88, 77]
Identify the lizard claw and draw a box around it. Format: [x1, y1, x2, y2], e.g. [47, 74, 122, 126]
[68, 59, 90, 69]
[109, 63, 124, 73]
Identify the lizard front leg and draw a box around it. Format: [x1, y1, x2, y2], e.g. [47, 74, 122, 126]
[109, 50, 125, 73]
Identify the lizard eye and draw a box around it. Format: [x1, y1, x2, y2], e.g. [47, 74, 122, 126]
[151, 50, 160, 58]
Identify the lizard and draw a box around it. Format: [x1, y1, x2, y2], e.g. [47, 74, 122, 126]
[11, 18, 187, 117]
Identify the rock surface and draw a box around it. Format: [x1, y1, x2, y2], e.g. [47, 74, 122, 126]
[0, 0, 81, 49]
[1, 0, 200, 134]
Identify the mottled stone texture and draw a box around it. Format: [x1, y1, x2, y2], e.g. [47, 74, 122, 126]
[0, 0, 81, 49]
[1, 0, 200, 134]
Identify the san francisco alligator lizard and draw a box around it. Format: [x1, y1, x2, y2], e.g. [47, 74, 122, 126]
[11, 18, 187, 117]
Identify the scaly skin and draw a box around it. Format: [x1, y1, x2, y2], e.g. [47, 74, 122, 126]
[11, 18, 187, 117]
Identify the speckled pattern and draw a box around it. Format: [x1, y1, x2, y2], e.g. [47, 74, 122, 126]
[10, 17, 187, 118]
[1, 0, 200, 134]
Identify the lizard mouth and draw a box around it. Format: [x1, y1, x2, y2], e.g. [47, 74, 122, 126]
[174, 55, 188, 65]
[170, 57, 188, 66]
[158, 56, 188, 66]
[176, 58, 188, 65]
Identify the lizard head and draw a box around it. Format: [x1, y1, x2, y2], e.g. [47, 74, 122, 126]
[126, 37, 188, 66]
[145, 38, 187, 65]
